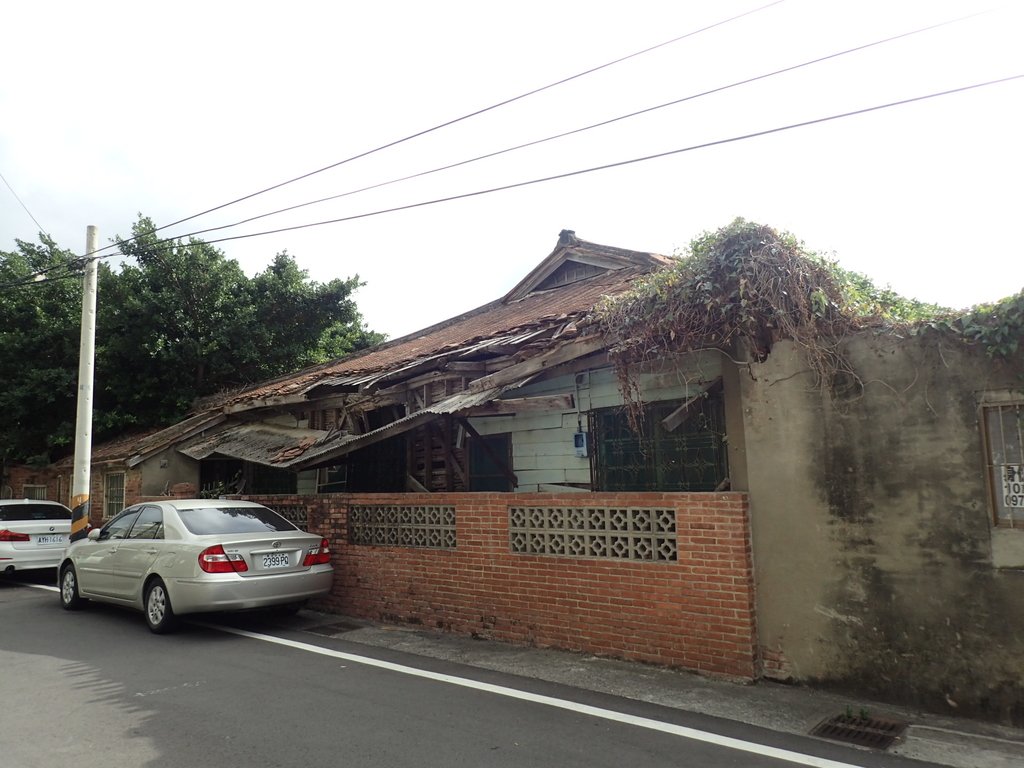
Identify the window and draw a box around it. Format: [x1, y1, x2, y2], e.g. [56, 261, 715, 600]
[318, 465, 348, 493]
[104, 473, 126, 518]
[99, 508, 140, 540]
[176, 505, 297, 535]
[468, 434, 513, 492]
[982, 401, 1023, 526]
[127, 506, 163, 540]
[592, 390, 728, 492]
[22, 485, 48, 500]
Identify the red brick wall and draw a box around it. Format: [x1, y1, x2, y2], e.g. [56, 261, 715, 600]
[4, 462, 142, 522]
[246, 491, 758, 680]
[4, 465, 61, 500]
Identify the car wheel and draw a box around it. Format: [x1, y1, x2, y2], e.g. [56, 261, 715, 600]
[144, 578, 179, 634]
[59, 564, 87, 610]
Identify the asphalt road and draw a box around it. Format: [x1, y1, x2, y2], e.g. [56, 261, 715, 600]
[1, 570, 941, 768]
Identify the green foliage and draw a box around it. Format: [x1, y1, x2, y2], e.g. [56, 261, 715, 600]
[947, 290, 1024, 359]
[596, 218, 854, 364]
[593, 218, 999, 427]
[0, 216, 385, 461]
[826, 263, 948, 324]
[596, 218, 948, 356]
[0, 238, 84, 460]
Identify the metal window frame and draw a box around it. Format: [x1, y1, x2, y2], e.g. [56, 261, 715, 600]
[22, 484, 48, 500]
[104, 472, 126, 519]
[591, 390, 728, 493]
[979, 397, 1024, 528]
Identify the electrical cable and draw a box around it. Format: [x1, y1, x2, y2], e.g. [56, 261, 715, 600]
[168, 10, 989, 245]
[3, 68, 1019, 292]
[105, 74, 1024, 254]
[81, 0, 787, 259]
[0, 169, 50, 239]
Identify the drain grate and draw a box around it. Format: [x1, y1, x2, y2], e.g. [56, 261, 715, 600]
[810, 714, 908, 750]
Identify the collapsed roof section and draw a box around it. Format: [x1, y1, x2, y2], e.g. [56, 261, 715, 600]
[129, 231, 673, 471]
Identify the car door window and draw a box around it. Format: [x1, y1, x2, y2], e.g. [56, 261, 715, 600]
[126, 506, 164, 540]
[99, 510, 141, 541]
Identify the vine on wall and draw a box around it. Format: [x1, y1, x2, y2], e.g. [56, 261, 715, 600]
[592, 218, 1021, 426]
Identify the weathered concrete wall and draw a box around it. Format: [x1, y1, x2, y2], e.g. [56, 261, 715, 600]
[742, 334, 1024, 724]
[139, 449, 199, 497]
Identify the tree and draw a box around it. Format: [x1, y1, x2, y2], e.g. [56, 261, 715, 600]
[97, 216, 384, 433]
[246, 251, 384, 378]
[0, 217, 385, 461]
[0, 238, 85, 461]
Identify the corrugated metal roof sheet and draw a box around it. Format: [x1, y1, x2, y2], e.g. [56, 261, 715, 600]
[177, 423, 330, 465]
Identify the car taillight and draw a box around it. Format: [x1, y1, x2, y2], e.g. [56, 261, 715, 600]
[303, 538, 331, 566]
[198, 544, 248, 573]
[0, 529, 31, 542]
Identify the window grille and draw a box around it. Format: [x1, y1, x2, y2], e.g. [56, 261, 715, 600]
[104, 473, 125, 518]
[509, 506, 677, 561]
[592, 393, 727, 493]
[982, 402, 1024, 525]
[22, 485, 48, 500]
[348, 505, 456, 548]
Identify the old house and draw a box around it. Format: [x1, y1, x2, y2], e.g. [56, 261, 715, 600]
[51, 227, 1024, 724]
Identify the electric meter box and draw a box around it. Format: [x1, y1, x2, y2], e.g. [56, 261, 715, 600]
[573, 431, 589, 458]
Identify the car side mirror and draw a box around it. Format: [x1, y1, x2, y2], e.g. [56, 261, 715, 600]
[87, 528, 102, 541]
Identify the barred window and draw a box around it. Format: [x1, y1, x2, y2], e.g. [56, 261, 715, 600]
[104, 472, 125, 519]
[592, 387, 727, 493]
[982, 401, 1024, 526]
[22, 485, 48, 500]
[348, 505, 456, 548]
[509, 506, 677, 561]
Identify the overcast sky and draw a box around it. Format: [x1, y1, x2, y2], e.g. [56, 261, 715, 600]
[1, 0, 1021, 339]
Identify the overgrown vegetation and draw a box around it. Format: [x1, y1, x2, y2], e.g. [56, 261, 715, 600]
[594, 218, 1021, 424]
[939, 291, 1024, 359]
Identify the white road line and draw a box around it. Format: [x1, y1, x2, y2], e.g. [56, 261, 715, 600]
[205, 622, 871, 768]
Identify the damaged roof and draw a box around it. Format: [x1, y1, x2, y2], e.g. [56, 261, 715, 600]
[203, 230, 671, 409]
[130, 231, 672, 468]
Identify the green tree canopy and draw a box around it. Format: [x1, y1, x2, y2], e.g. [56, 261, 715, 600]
[0, 216, 384, 461]
[0, 237, 84, 461]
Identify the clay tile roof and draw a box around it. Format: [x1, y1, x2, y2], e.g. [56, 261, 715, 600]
[202, 234, 671, 409]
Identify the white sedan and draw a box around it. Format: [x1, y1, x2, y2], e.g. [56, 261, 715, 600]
[0, 499, 73, 574]
[58, 499, 333, 633]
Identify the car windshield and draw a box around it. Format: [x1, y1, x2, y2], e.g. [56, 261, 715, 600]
[176, 506, 298, 535]
[0, 504, 72, 521]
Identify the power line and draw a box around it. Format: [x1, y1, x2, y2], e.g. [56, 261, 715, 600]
[91, 74, 1024, 258]
[0, 169, 49, 239]
[0, 260, 85, 289]
[84, 0, 787, 259]
[1, 72, 1018, 293]
[169, 10, 988, 246]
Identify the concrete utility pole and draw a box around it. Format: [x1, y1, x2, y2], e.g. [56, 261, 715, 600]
[69, 226, 99, 542]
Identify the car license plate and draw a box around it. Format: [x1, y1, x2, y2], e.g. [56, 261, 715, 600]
[36, 534, 66, 545]
[262, 553, 289, 569]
